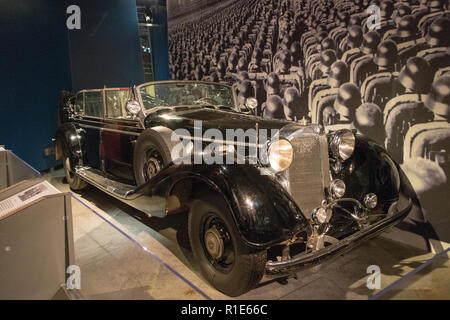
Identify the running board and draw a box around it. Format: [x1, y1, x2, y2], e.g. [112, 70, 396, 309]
[75, 167, 166, 217]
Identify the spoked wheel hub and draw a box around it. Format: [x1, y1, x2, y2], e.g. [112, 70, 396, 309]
[204, 226, 224, 259]
[145, 157, 161, 178]
[143, 148, 164, 181]
[188, 197, 268, 296]
[201, 215, 235, 273]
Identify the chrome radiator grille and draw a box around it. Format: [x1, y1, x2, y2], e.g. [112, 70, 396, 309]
[286, 134, 331, 219]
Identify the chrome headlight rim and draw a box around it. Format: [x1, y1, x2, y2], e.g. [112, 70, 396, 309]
[245, 97, 258, 110]
[330, 129, 356, 161]
[268, 139, 294, 173]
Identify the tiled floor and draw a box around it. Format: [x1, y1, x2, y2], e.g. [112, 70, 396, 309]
[379, 254, 450, 299]
[68, 189, 209, 300]
[45, 169, 449, 300]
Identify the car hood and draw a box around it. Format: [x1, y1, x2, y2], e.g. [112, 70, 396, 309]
[144, 106, 294, 133]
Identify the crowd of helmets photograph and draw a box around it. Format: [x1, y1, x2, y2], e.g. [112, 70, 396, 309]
[168, 0, 450, 245]
[1, 0, 450, 302]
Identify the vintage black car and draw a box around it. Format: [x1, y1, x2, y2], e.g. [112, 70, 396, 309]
[56, 81, 412, 296]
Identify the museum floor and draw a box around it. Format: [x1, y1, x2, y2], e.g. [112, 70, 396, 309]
[44, 169, 450, 300]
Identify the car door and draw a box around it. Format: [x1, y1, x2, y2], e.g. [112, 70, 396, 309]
[79, 90, 104, 170]
[101, 88, 141, 184]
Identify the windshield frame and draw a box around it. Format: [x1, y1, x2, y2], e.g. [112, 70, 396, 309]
[136, 80, 237, 113]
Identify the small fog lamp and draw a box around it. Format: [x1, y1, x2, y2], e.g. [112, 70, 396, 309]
[330, 179, 346, 198]
[312, 207, 332, 224]
[364, 193, 378, 209]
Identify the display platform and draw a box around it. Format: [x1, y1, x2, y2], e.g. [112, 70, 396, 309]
[0, 179, 74, 299]
[0, 149, 75, 300]
[45, 169, 450, 300]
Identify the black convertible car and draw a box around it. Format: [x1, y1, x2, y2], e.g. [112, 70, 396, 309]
[56, 81, 412, 296]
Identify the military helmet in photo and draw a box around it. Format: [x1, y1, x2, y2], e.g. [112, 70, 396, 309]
[334, 83, 362, 117]
[399, 56, 433, 94]
[373, 40, 397, 68]
[425, 76, 450, 118]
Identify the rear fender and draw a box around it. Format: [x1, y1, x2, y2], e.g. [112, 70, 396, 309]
[55, 123, 87, 168]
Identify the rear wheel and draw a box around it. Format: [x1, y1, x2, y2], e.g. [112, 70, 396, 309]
[188, 194, 266, 296]
[62, 152, 87, 191]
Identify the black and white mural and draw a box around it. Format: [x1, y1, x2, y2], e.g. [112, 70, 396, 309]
[167, 0, 450, 250]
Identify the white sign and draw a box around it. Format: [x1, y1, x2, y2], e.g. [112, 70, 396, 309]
[0, 181, 60, 219]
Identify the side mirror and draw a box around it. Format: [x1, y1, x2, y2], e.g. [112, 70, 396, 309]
[126, 100, 141, 117]
[245, 98, 258, 110]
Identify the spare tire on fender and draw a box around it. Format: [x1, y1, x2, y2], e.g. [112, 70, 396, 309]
[133, 129, 173, 186]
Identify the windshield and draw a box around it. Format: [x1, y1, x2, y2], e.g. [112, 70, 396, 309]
[139, 82, 235, 111]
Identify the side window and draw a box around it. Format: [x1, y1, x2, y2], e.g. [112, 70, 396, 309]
[84, 91, 103, 118]
[105, 89, 132, 118]
[74, 92, 84, 114]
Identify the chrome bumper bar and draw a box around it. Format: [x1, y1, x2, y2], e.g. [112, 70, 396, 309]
[265, 198, 412, 274]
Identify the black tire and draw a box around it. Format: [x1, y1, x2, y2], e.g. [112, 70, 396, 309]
[188, 194, 267, 296]
[133, 129, 172, 186]
[62, 149, 87, 191]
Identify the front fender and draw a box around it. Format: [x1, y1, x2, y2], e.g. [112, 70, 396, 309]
[144, 162, 309, 249]
[334, 134, 402, 214]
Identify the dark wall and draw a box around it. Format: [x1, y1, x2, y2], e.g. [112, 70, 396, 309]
[150, 7, 170, 81]
[136, 0, 170, 81]
[0, 0, 169, 170]
[68, 0, 145, 91]
[0, 0, 72, 171]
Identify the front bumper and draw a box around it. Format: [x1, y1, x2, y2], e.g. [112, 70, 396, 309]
[265, 196, 412, 274]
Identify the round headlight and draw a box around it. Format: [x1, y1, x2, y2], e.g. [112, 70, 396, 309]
[330, 129, 355, 161]
[330, 179, 346, 198]
[245, 97, 258, 110]
[126, 100, 141, 116]
[268, 139, 294, 172]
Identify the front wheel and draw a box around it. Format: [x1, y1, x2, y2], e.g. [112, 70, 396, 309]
[188, 194, 267, 296]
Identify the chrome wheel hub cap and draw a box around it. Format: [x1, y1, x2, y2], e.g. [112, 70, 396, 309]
[145, 157, 161, 178]
[204, 226, 224, 259]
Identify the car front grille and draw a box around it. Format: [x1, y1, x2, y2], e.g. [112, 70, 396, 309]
[286, 134, 331, 219]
